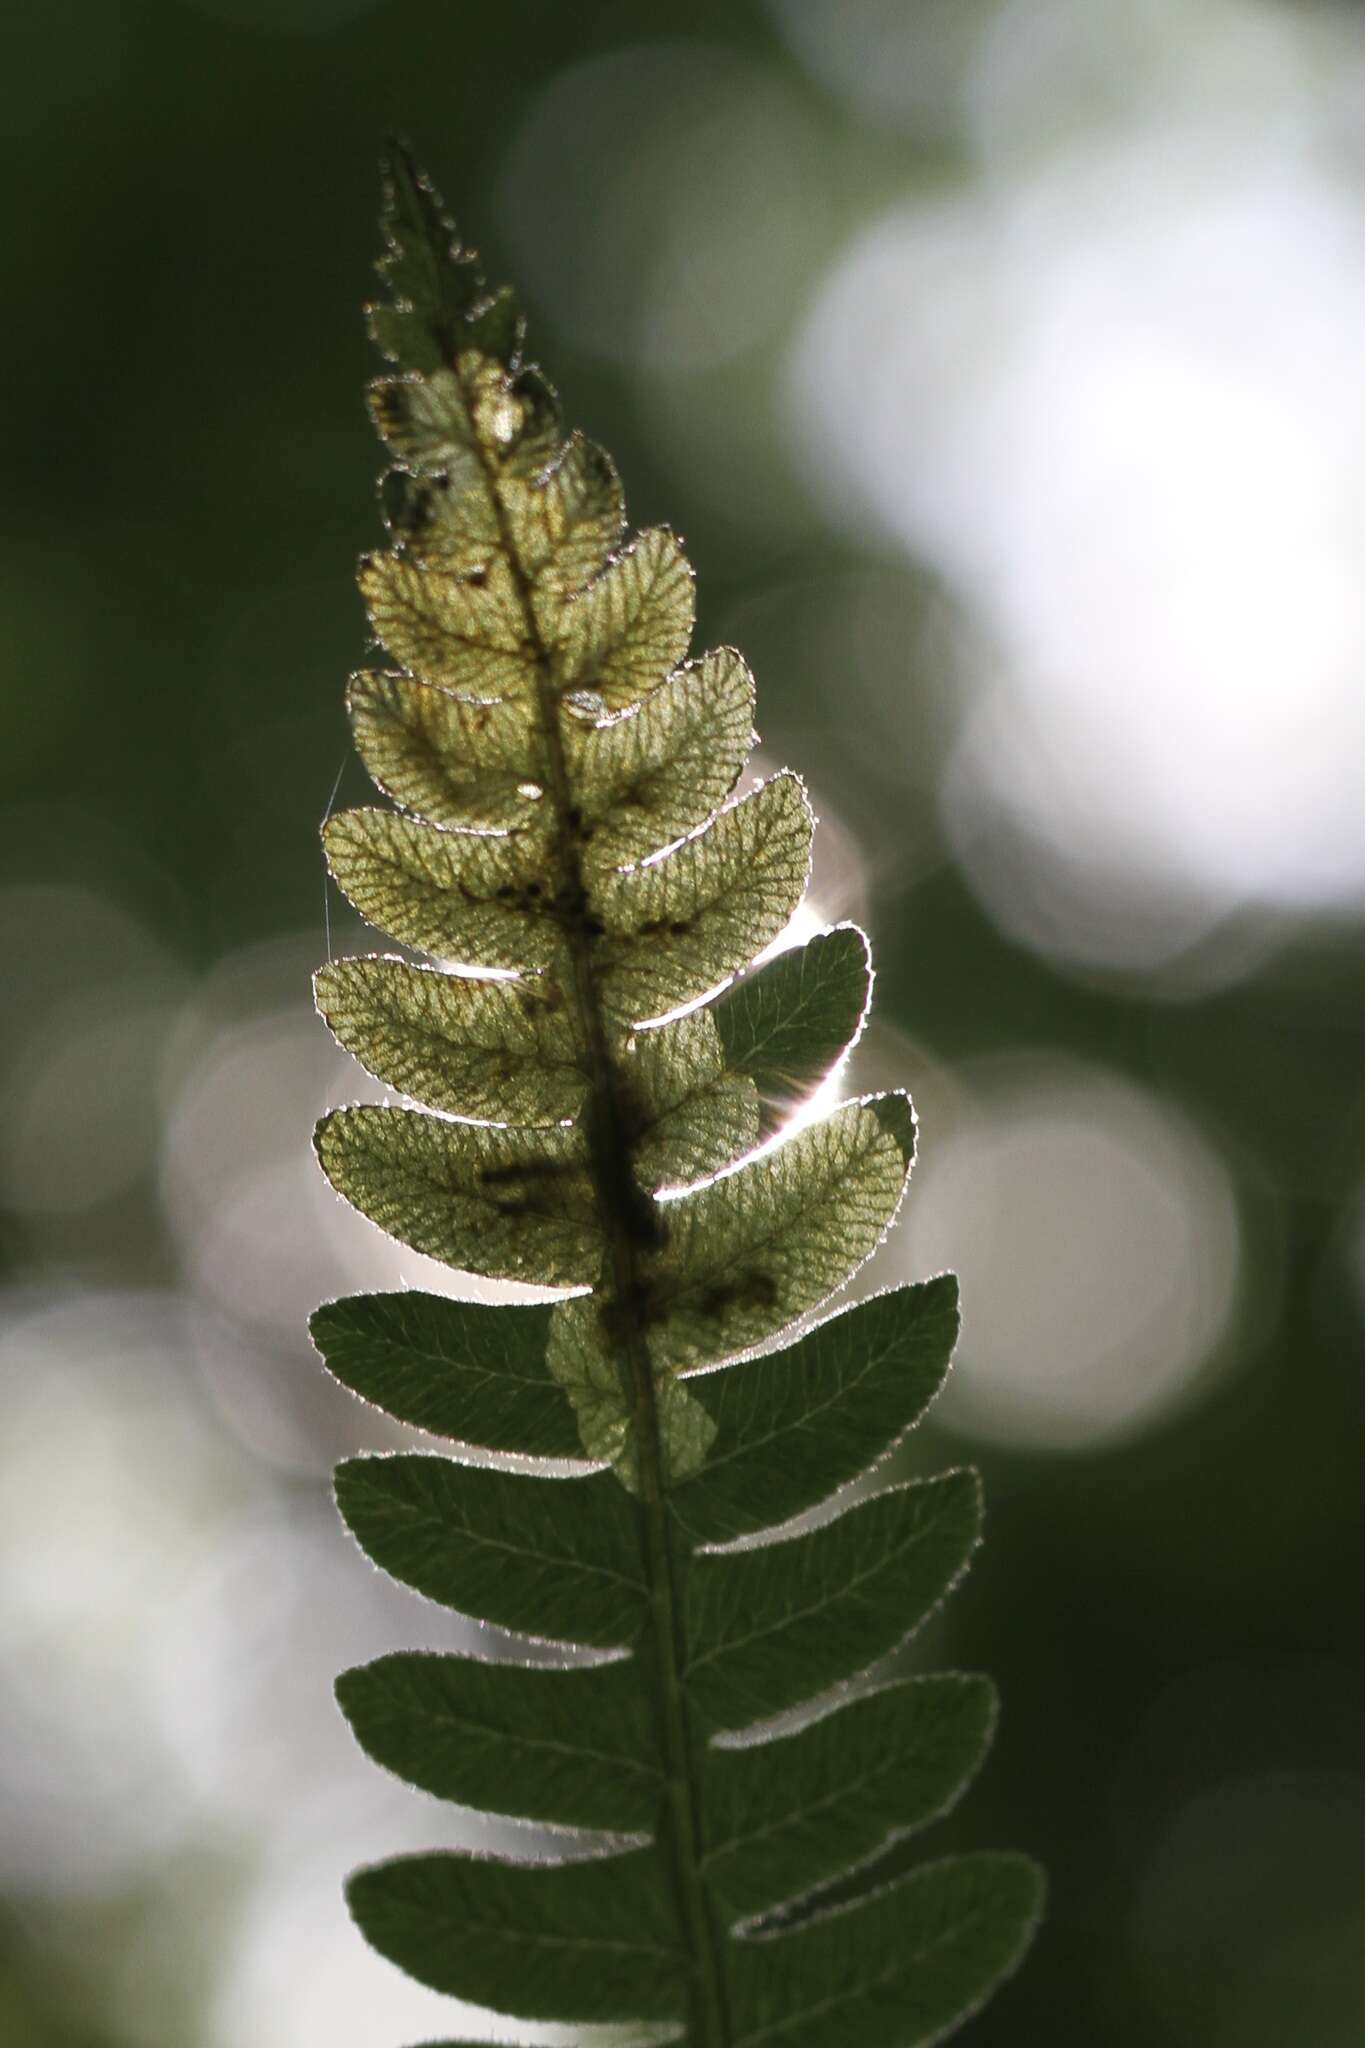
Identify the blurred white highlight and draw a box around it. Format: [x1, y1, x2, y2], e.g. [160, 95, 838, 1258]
[787, 0, 1365, 973]
[895, 1055, 1242, 1448]
[0, 1292, 254, 1893]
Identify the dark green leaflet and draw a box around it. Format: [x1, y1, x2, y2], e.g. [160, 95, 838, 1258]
[311, 144, 1042, 2046]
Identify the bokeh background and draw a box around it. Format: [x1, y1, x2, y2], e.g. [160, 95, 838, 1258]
[4, 0, 1365, 2042]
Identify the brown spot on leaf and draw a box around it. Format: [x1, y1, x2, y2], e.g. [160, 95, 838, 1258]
[697, 1270, 778, 1320]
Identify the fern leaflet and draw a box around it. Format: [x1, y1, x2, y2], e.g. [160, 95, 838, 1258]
[310, 146, 1043, 2047]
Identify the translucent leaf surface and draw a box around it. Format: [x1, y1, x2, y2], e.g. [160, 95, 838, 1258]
[346, 669, 543, 830]
[593, 775, 812, 1025]
[322, 807, 561, 971]
[546, 1295, 719, 1488]
[554, 527, 694, 712]
[646, 1094, 916, 1373]
[361, 550, 537, 697]
[568, 647, 755, 871]
[315, 1107, 600, 1284]
[629, 1007, 761, 1190]
[501, 434, 626, 600]
[315, 955, 585, 1126]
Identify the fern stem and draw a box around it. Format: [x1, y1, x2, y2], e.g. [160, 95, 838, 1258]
[463, 378, 732, 2047]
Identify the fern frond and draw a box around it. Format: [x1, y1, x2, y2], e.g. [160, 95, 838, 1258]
[311, 143, 1042, 2046]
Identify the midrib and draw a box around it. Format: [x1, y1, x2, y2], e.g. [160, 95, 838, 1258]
[459, 360, 733, 2048]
